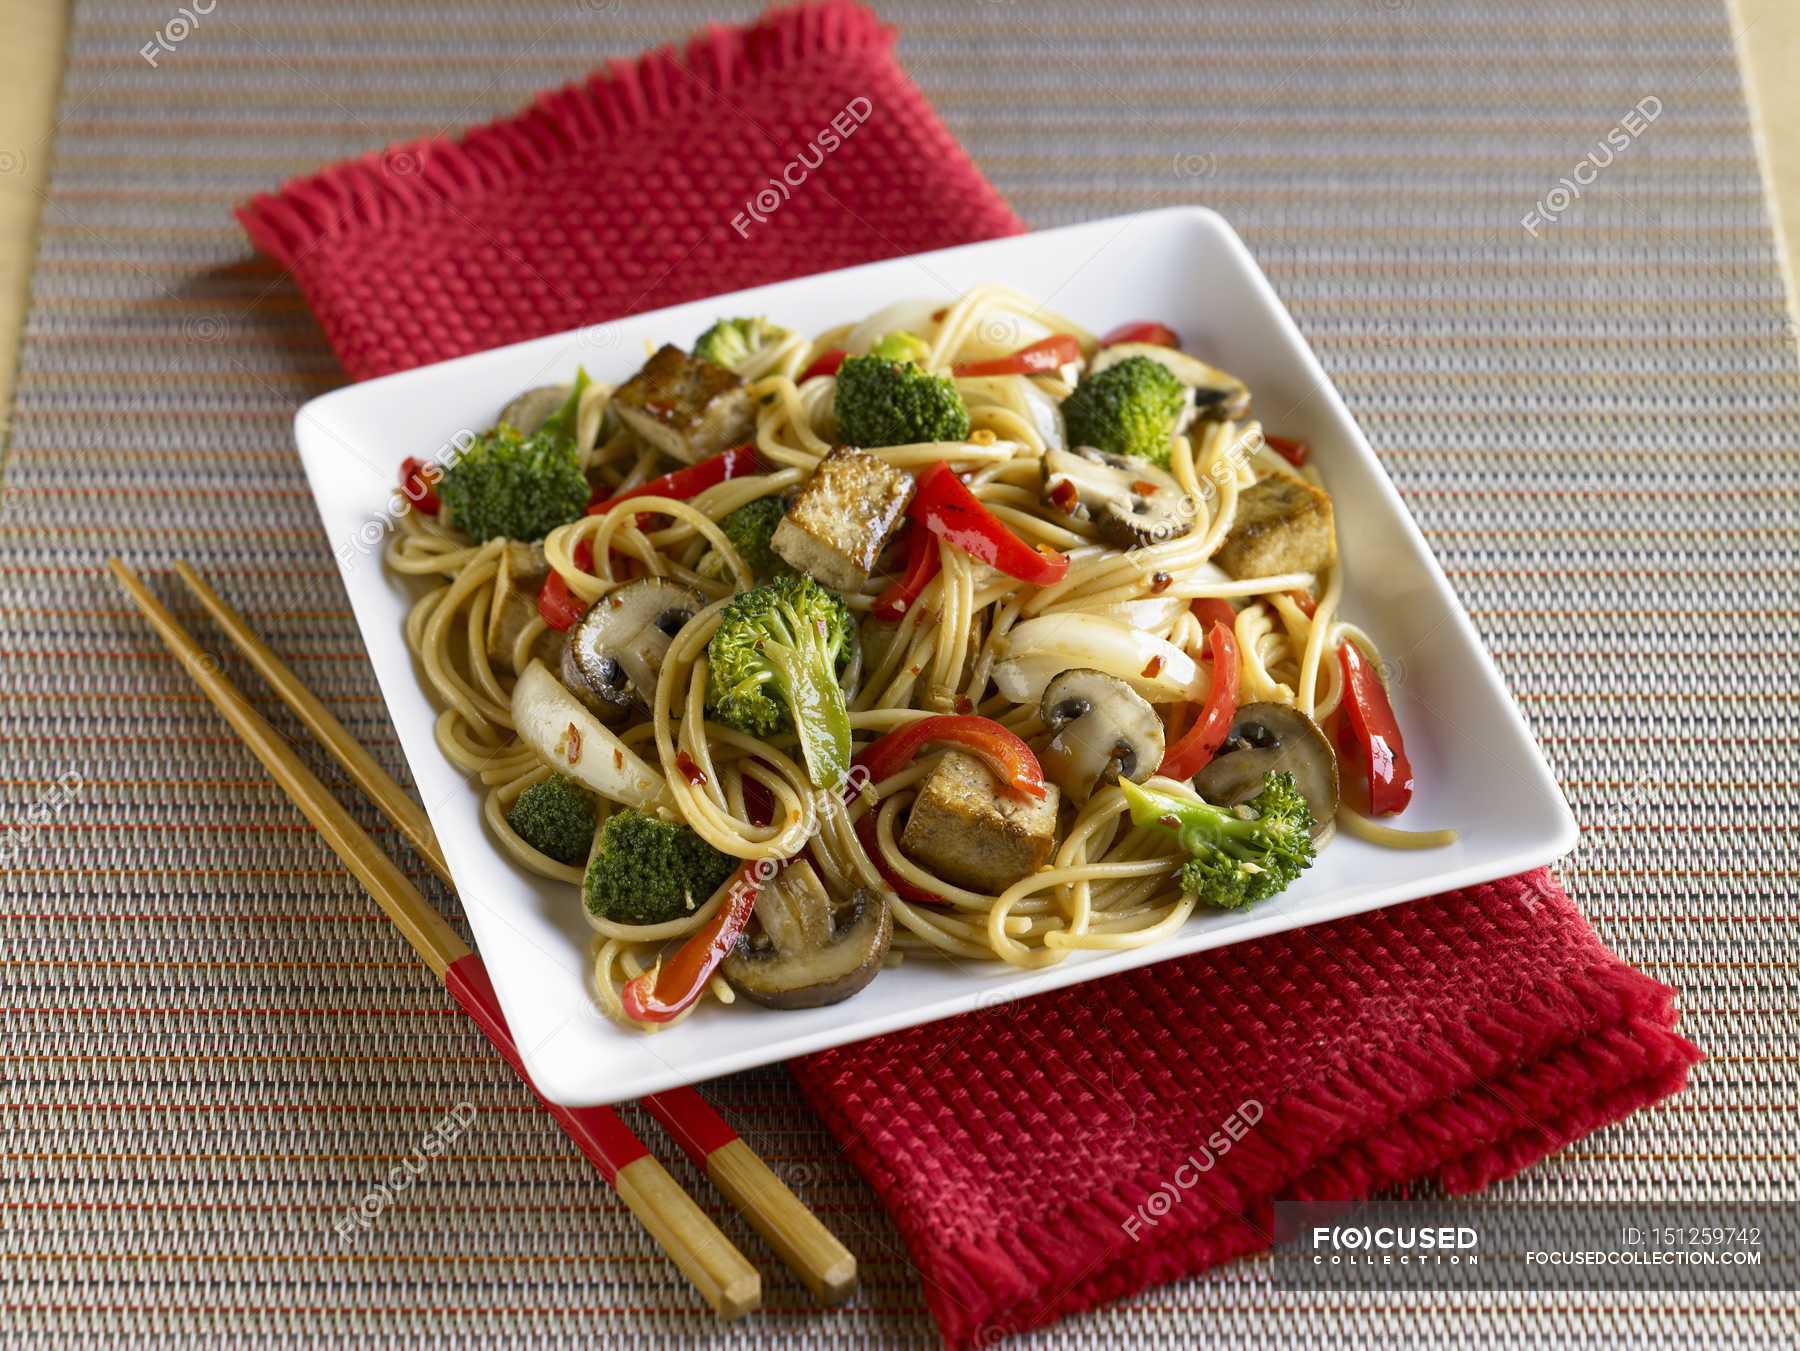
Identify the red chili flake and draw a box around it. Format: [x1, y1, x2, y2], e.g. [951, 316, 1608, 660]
[676, 750, 707, 786]
[954, 695, 974, 714]
[613, 749, 624, 770]
[1287, 588, 1318, 618]
[1150, 571, 1173, 594]
[1159, 813, 1182, 831]
[558, 723, 582, 765]
[931, 307, 948, 322]
[608, 594, 623, 608]
[1047, 479, 1080, 515]
[910, 666, 923, 676]
[1131, 480, 1160, 496]
[1141, 655, 1164, 679]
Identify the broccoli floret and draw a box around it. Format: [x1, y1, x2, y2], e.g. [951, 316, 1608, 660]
[869, 330, 931, 364]
[1060, 355, 1189, 467]
[717, 497, 794, 580]
[438, 371, 591, 542]
[834, 355, 970, 449]
[694, 316, 793, 372]
[705, 573, 856, 789]
[582, 809, 737, 927]
[505, 775, 596, 867]
[1119, 773, 1315, 910]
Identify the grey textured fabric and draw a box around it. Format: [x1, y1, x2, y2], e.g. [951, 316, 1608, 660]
[2, 1, 1795, 1344]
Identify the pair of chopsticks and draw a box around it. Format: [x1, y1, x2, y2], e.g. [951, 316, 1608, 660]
[108, 557, 855, 1320]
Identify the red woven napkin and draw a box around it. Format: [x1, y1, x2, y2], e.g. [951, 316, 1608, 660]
[238, 1, 1020, 380]
[238, 4, 1701, 1343]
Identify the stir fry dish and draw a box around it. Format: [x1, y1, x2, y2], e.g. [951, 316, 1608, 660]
[386, 287, 1455, 1030]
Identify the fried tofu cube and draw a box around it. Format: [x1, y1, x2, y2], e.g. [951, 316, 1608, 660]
[610, 344, 756, 464]
[899, 750, 1060, 894]
[1212, 474, 1336, 579]
[772, 446, 914, 591]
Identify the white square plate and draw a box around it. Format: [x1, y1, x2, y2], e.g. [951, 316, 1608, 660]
[294, 207, 1576, 1107]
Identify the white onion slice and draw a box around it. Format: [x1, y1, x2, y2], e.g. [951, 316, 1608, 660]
[1109, 595, 1190, 631]
[511, 660, 666, 807]
[992, 614, 1206, 704]
[1016, 377, 1066, 451]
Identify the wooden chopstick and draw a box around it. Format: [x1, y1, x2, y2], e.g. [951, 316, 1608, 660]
[162, 558, 858, 1306]
[171, 560, 453, 888]
[646, 1087, 857, 1304]
[108, 558, 760, 1322]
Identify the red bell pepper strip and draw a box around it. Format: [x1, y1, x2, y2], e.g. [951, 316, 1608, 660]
[1099, 320, 1180, 349]
[537, 537, 595, 631]
[620, 862, 764, 1023]
[952, 334, 1082, 379]
[1337, 641, 1414, 815]
[1189, 597, 1238, 633]
[586, 444, 758, 517]
[1158, 619, 1240, 781]
[399, 457, 441, 515]
[870, 523, 941, 622]
[537, 572, 585, 631]
[857, 715, 1047, 802]
[911, 461, 1069, 587]
[1265, 433, 1310, 468]
[799, 348, 848, 382]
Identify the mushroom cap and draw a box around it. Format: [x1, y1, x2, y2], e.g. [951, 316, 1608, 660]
[562, 577, 703, 720]
[496, 385, 570, 437]
[724, 870, 891, 1010]
[1042, 446, 1189, 551]
[1039, 667, 1165, 804]
[1194, 701, 1339, 836]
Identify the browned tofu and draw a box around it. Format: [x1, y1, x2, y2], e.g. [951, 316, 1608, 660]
[899, 750, 1060, 894]
[1211, 474, 1336, 579]
[772, 446, 914, 591]
[610, 344, 756, 464]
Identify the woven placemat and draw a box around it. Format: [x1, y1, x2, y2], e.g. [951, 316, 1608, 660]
[3, 1, 1795, 1344]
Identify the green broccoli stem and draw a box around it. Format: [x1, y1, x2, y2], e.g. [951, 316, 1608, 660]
[1119, 779, 1268, 861]
[539, 368, 590, 447]
[762, 599, 852, 790]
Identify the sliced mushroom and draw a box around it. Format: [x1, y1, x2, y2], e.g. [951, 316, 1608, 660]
[723, 864, 891, 1009]
[561, 577, 702, 720]
[1089, 342, 1250, 423]
[1193, 701, 1339, 837]
[1039, 668, 1165, 804]
[496, 385, 570, 437]
[1042, 446, 1188, 550]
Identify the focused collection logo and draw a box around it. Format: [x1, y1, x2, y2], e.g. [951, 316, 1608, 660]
[1306, 1223, 1481, 1267]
